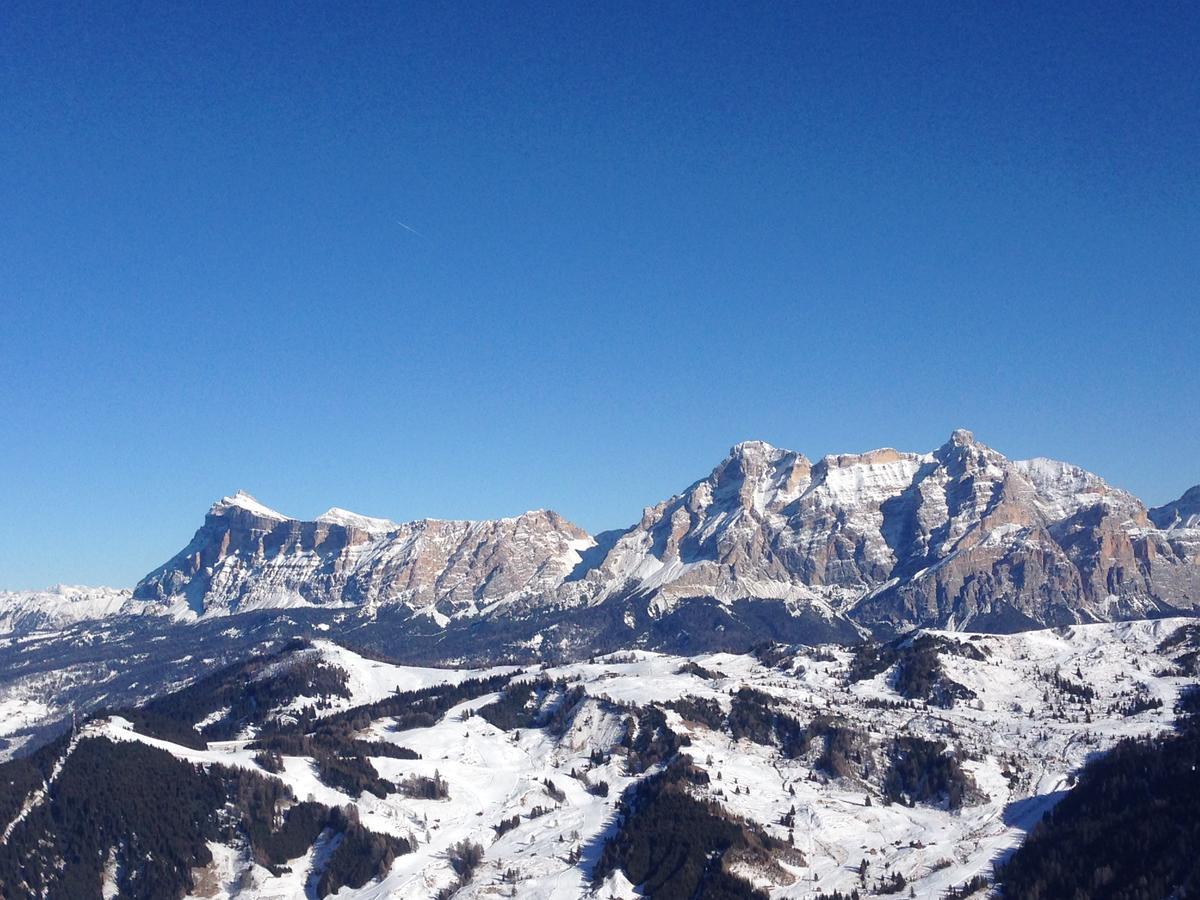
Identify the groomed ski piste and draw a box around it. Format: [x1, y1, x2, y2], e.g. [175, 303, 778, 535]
[51, 619, 1195, 899]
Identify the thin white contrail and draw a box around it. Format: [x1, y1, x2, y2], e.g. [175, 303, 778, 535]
[396, 220, 424, 237]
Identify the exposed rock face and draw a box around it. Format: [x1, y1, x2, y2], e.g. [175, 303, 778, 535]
[122, 435, 1200, 636]
[133, 492, 595, 618]
[569, 431, 1200, 632]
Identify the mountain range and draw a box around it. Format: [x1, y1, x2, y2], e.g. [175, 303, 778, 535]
[9, 429, 1194, 643]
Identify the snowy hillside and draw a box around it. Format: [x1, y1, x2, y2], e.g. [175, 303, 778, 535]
[0, 585, 190, 634]
[2, 620, 1194, 899]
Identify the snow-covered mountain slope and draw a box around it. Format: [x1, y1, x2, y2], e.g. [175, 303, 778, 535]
[0, 585, 189, 634]
[1, 621, 1193, 899]
[133, 491, 596, 619]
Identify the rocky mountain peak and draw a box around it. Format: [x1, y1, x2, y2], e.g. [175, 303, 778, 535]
[135, 496, 595, 617]
[933, 428, 999, 467]
[949, 427, 976, 446]
[502, 509, 594, 543]
[1011, 457, 1144, 523]
[710, 440, 812, 515]
[314, 507, 399, 534]
[724, 439, 793, 470]
[575, 431, 1200, 630]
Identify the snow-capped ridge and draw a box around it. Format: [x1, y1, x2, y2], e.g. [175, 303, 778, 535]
[314, 507, 399, 533]
[209, 490, 286, 521]
[0, 585, 193, 635]
[948, 427, 977, 446]
[571, 428, 1200, 629]
[726, 439, 787, 461]
[137, 496, 596, 619]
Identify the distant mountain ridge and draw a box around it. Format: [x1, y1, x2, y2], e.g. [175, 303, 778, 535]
[8, 431, 1200, 640]
[1150, 484, 1200, 530]
[133, 491, 593, 621]
[0, 585, 178, 634]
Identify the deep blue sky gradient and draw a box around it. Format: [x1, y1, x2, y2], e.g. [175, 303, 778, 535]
[2, 2, 1197, 588]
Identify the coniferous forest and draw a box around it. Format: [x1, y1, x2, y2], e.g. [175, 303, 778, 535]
[594, 758, 792, 900]
[997, 688, 1200, 899]
[0, 735, 407, 899]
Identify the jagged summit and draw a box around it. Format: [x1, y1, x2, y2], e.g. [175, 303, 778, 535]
[563, 429, 1200, 631]
[726, 438, 789, 460]
[948, 427, 977, 445]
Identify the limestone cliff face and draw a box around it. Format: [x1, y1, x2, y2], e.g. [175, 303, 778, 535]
[133, 492, 595, 618]
[568, 431, 1200, 631]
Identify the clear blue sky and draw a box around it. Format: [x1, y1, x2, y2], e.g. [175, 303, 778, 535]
[1, 2, 1197, 589]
